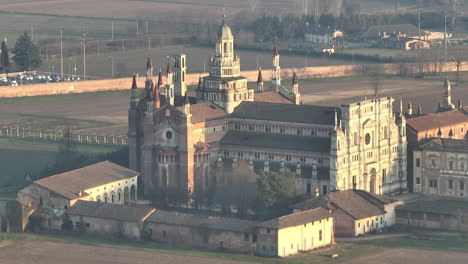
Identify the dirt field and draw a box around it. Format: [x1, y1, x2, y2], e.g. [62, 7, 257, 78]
[0, 75, 466, 127]
[342, 247, 468, 264]
[0, 240, 249, 264]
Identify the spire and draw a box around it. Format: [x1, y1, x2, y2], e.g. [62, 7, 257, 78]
[334, 109, 338, 128]
[407, 102, 412, 115]
[166, 60, 172, 74]
[157, 68, 163, 87]
[417, 105, 422, 115]
[444, 76, 451, 95]
[131, 74, 137, 90]
[437, 127, 442, 138]
[257, 67, 263, 83]
[183, 91, 190, 115]
[184, 91, 190, 105]
[153, 85, 160, 109]
[273, 39, 279, 56]
[197, 75, 203, 90]
[146, 57, 152, 71]
[399, 98, 403, 116]
[292, 72, 298, 85]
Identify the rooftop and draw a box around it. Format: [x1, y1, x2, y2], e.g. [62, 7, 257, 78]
[219, 131, 331, 153]
[259, 208, 332, 229]
[416, 138, 468, 151]
[34, 161, 138, 200]
[397, 198, 468, 216]
[406, 110, 468, 132]
[254, 91, 293, 104]
[362, 24, 425, 38]
[67, 200, 155, 223]
[291, 190, 394, 220]
[230, 101, 337, 125]
[176, 102, 228, 124]
[146, 210, 258, 232]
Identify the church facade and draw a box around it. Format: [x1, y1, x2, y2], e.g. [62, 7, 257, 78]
[128, 19, 407, 200]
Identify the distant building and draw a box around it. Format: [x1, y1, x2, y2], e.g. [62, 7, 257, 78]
[67, 200, 155, 240]
[17, 161, 139, 231]
[305, 28, 344, 46]
[362, 24, 431, 50]
[405, 79, 468, 192]
[65, 201, 333, 257]
[257, 208, 334, 257]
[413, 138, 468, 198]
[291, 189, 403, 236]
[396, 198, 468, 232]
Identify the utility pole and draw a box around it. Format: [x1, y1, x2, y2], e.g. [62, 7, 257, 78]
[60, 26, 64, 78]
[111, 21, 114, 40]
[444, 13, 448, 62]
[82, 31, 86, 80]
[136, 18, 139, 37]
[418, 9, 423, 76]
[146, 20, 149, 34]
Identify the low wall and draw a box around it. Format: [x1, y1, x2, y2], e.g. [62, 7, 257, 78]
[0, 62, 466, 98]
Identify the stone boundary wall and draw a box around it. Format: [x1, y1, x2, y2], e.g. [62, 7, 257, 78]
[0, 62, 467, 98]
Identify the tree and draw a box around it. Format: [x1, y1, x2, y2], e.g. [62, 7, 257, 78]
[0, 40, 10, 74]
[256, 169, 300, 219]
[12, 32, 41, 71]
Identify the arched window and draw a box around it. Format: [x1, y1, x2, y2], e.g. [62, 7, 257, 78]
[224, 42, 228, 54]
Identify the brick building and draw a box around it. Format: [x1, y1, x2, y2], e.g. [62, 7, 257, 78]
[291, 189, 403, 236]
[128, 18, 408, 201]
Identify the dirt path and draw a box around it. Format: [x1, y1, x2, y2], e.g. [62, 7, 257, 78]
[0, 240, 251, 264]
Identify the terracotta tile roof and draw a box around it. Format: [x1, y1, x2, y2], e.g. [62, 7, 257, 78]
[416, 137, 468, 151]
[219, 131, 331, 153]
[146, 210, 258, 232]
[230, 101, 337, 125]
[397, 198, 468, 216]
[258, 208, 332, 229]
[406, 110, 468, 132]
[176, 102, 227, 124]
[34, 161, 138, 200]
[254, 91, 293, 104]
[291, 190, 389, 220]
[68, 200, 155, 223]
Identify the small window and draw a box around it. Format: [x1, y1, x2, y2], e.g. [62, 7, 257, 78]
[86, 223, 90, 228]
[416, 177, 421, 185]
[244, 233, 249, 241]
[319, 230, 323, 241]
[461, 181, 465, 190]
[449, 161, 454, 170]
[252, 234, 257, 242]
[449, 180, 453, 189]
[416, 158, 421, 167]
[266, 228, 270, 234]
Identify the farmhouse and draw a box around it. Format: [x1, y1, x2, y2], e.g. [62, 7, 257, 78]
[396, 198, 468, 232]
[257, 208, 334, 257]
[67, 200, 155, 240]
[291, 190, 402, 236]
[17, 161, 139, 230]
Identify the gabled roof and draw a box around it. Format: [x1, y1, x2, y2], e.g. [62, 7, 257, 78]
[67, 200, 155, 223]
[291, 190, 392, 220]
[176, 102, 228, 124]
[416, 137, 468, 151]
[259, 208, 332, 229]
[362, 24, 424, 38]
[34, 161, 138, 200]
[219, 131, 331, 153]
[230, 101, 337, 125]
[146, 210, 257, 232]
[406, 110, 468, 132]
[254, 91, 293, 104]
